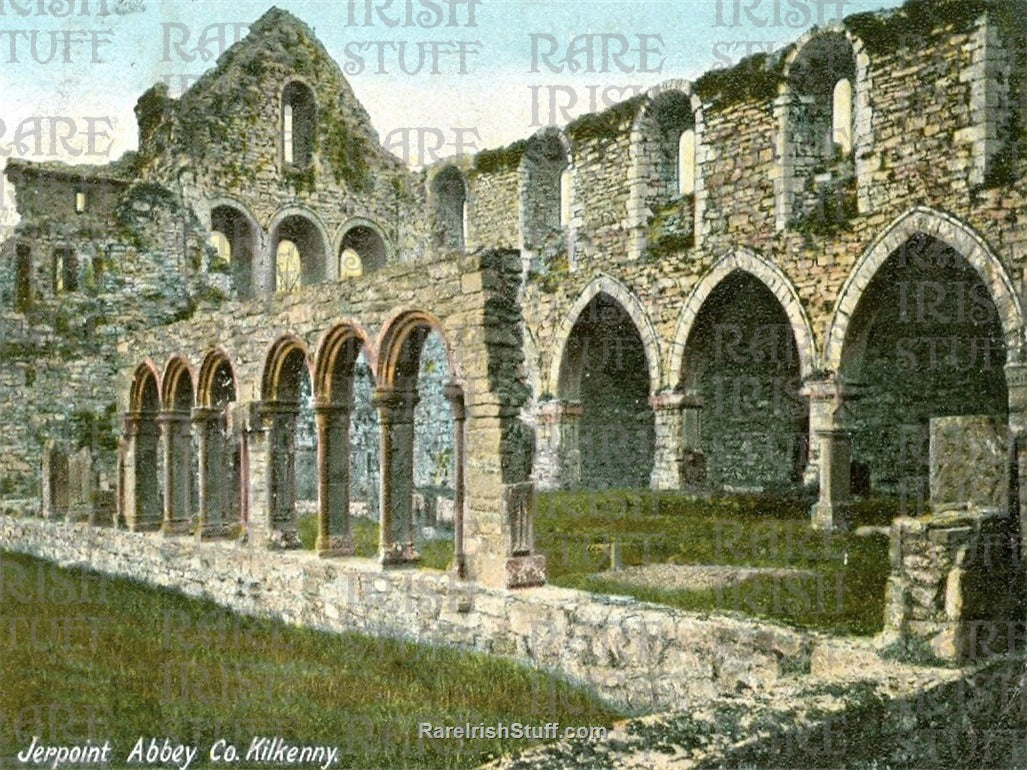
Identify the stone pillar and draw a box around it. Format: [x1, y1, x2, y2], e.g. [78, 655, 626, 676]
[444, 382, 467, 578]
[314, 402, 354, 557]
[534, 399, 583, 490]
[803, 377, 851, 530]
[122, 412, 161, 531]
[41, 440, 68, 520]
[261, 401, 302, 548]
[373, 386, 420, 566]
[650, 390, 706, 490]
[158, 410, 192, 535]
[66, 446, 93, 523]
[192, 407, 224, 538]
[235, 402, 265, 542]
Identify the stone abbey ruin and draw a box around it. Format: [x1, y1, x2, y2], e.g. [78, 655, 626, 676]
[2, 1, 1027, 670]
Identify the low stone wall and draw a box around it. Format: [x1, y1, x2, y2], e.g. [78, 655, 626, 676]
[0, 513, 815, 714]
[883, 508, 1021, 662]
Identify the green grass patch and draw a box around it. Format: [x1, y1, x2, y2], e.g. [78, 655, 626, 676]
[536, 489, 892, 636]
[0, 551, 622, 769]
[296, 515, 454, 571]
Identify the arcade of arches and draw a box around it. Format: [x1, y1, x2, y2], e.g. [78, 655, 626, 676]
[117, 212, 1027, 588]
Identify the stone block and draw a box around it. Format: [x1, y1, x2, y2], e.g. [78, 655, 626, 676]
[929, 415, 1007, 511]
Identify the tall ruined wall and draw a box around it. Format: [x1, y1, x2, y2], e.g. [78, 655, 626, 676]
[0, 1, 1025, 503]
[134, 8, 426, 267]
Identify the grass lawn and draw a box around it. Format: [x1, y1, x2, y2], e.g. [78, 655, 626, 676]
[0, 551, 623, 769]
[294, 490, 895, 636]
[536, 490, 895, 636]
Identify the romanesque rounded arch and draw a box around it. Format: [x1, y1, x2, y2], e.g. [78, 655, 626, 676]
[775, 26, 868, 230]
[196, 349, 238, 409]
[548, 274, 662, 397]
[629, 80, 703, 145]
[281, 78, 317, 168]
[519, 127, 572, 252]
[313, 322, 376, 402]
[261, 335, 311, 402]
[130, 361, 162, 413]
[335, 218, 391, 276]
[376, 309, 458, 389]
[779, 25, 866, 86]
[669, 250, 817, 387]
[427, 164, 469, 251]
[268, 205, 332, 288]
[161, 356, 195, 411]
[823, 207, 1025, 371]
[207, 196, 262, 236]
[627, 80, 705, 252]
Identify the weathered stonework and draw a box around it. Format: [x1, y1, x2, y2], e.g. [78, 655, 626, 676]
[0, 2, 1024, 612]
[0, 513, 818, 715]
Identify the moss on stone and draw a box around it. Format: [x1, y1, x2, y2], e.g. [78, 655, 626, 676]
[694, 50, 790, 109]
[844, 0, 993, 55]
[567, 95, 646, 147]
[474, 139, 529, 175]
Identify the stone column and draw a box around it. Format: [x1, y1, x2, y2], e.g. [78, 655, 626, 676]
[122, 412, 161, 531]
[803, 377, 852, 530]
[444, 382, 467, 578]
[650, 390, 706, 490]
[262, 401, 301, 548]
[314, 402, 354, 557]
[158, 410, 192, 535]
[373, 386, 420, 566]
[192, 407, 223, 538]
[534, 399, 583, 490]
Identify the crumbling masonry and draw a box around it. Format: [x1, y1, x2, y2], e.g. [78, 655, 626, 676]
[2, 2, 1027, 624]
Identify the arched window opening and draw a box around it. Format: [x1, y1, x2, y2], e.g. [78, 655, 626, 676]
[431, 166, 466, 251]
[832, 78, 853, 157]
[53, 247, 78, 294]
[283, 104, 294, 165]
[209, 231, 231, 263]
[678, 129, 696, 196]
[316, 334, 380, 557]
[264, 344, 313, 547]
[339, 225, 387, 277]
[272, 214, 326, 290]
[521, 129, 569, 252]
[162, 360, 195, 534]
[282, 81, 316, 169]
[781, 33, 856, 229]
[276, 240, 302, 293]
[125, 366, 162, 531]
[210, 205, 257, 300]
[198, 356, 240, 537]
[647, 90, 695, 204]
[378, 321, 460, 568]
[75, 190, 86, 214]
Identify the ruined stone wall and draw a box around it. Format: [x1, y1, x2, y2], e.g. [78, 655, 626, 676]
[135, 9, 426, 270]
[0, 513, 815, 714]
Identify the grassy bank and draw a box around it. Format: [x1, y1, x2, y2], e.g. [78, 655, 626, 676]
[0, 551, 622, 769]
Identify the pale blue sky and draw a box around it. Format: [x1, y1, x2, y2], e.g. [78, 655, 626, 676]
[0, 0, 905, 228]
